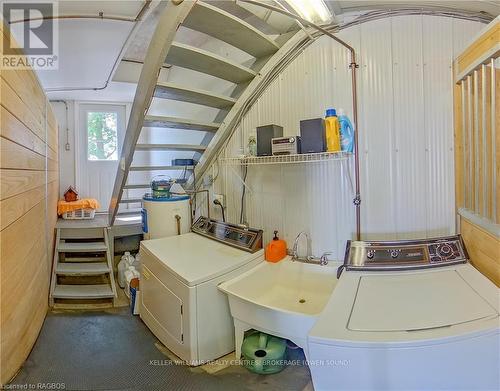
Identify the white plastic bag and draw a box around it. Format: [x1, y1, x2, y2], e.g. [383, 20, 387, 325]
[117, 252, 134, 288]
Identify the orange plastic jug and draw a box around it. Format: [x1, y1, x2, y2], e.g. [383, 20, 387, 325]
[265, 231, 287, 263]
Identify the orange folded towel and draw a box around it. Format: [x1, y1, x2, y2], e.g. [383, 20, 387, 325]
[57, 198, 100, 215]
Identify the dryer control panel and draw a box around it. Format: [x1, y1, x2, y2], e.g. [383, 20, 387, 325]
[192, 216, 263, 253]
[341, 235, 468, 275]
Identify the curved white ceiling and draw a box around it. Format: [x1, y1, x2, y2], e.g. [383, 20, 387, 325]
[54, 0, 146, 19]
[36, 19, 134, 91]
[22, 0, 498, 102]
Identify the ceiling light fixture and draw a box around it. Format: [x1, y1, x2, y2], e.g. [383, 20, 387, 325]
[284, 0, 332, 24]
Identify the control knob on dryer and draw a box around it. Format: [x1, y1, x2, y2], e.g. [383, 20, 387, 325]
[438, 244, 452, 257]
[390, 249, 400, 259]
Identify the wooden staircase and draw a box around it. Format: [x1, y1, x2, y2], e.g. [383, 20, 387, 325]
[49, 226, 117, 307]
[108, 0, 295, 224]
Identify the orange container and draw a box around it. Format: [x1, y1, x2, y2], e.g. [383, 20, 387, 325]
[265, 231, 287, 263]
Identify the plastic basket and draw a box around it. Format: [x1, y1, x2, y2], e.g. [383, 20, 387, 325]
[62, 208, 96, 220]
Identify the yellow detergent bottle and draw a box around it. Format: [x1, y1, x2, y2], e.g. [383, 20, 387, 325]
[325, 108, 341, 152]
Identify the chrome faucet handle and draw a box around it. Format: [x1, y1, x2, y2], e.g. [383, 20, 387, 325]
[319, 252, 334, 266]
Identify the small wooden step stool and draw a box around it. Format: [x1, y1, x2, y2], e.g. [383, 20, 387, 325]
[49, 226, 117, 307]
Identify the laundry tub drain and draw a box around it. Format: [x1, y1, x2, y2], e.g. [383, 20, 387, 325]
[241, 332, 287, 374]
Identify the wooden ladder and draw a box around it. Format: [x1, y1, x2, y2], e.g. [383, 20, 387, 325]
[49, 227, 117, 307]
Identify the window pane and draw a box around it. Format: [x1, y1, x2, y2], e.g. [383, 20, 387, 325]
[87, 112, 118, 161]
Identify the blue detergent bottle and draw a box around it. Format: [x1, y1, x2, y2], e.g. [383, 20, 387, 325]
[337, 108, 354, 152]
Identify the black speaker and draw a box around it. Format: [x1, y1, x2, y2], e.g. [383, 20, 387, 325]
[300, 118, 326, 153]
[172, 159, 196, 166]
[256, 124, 283, 156]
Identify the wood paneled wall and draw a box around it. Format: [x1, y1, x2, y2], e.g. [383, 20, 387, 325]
[454, 66, 500, 221]
[0, 22, 59, 384]
[460, 217, 500, 285]
[453, 18, 500, 286]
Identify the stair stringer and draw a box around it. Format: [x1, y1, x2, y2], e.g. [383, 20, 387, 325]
[108, 1, 196, 226]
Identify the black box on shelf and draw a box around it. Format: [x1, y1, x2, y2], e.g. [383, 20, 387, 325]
[300, 118, 326, 153]
[172, 158, 196, 166]
[256, 124, 283, 156]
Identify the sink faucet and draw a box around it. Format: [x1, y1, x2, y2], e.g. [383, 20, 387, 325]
[291, 232, 334, 266]
[292, 231, 310, 261]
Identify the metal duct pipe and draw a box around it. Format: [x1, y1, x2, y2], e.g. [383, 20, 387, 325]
[42, 1, 153, 92]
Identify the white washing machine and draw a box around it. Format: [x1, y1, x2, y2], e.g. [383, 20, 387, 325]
[139, 217, 263, 365]
[308, 236, 499, 391]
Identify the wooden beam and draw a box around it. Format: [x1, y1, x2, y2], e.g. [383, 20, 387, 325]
[461, 217, 500, 286]
[454, 18, 499, 82]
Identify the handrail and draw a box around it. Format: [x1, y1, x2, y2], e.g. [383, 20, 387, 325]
[453, 17, 498, 230]
[108, 0, 196, 225]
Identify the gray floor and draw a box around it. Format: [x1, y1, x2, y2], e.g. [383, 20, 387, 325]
[11, 308, 312, 391]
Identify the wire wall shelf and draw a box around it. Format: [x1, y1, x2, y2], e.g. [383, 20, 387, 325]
[219, 151, 352, 166]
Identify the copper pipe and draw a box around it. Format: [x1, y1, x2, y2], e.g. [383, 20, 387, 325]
[238, 0, 361, 239]
[9, 14, 137, 23]
[350, 55, 361, 241]
[9, 1, 152, 24]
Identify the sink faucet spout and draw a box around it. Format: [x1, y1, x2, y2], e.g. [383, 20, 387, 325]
[292, 231, 310, 261]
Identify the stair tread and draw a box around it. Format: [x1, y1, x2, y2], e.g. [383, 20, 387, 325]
[120, 198, 143, 204]
[167, 43, 256, 84]
[129, 165, 195, 171]
[154, 82, 236, 109]
[117, 208, 143, 216]
[124, 178, 188, 189]
[135, 144, 206, 152]
[58, 241, 107, 252]
[62, 257, 107, 263]
[143, 114, 220, 132]
[56, 262, 110, 275]
[123, 184, 151, 189]
[183, 2, 279, 58]
[52, 284, 115, 299]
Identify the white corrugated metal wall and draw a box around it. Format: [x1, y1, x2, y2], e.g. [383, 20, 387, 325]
[203, 15, 485, 260]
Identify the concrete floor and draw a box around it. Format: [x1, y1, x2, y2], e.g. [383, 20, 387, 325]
[10, 307, 313, 391]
